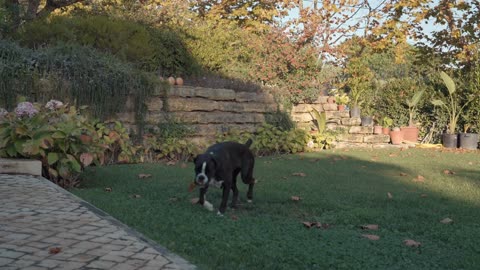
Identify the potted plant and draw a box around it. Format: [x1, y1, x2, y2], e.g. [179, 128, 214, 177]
[390, 127, 403, 145]
[335, 92, 350, 111]
[401, 90, 424, 143]
[381, 116, 393, 135]
[360, 105, 374, 127]
[432, 71, 479, 148]
[344, 59, 374, 118]
[459, 125, 479, 150]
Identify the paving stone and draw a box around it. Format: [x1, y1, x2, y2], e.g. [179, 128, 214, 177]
[0, 174, 195, 270]
[87, 259, 117, 269]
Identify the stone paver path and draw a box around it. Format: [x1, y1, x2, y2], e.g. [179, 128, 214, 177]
[0, 174, 196, 270]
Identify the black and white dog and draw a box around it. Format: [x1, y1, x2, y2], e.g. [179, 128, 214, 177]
[193, 139, 255, 215]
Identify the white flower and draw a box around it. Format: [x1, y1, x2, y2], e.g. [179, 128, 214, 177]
[307, 140, 315, 148]
[14, 102, 38, 118]
[45, 100, 64, 110]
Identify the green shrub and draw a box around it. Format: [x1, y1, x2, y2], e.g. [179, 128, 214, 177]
[16, 15, 198, 75]
[0, 100, 139, 187]
[216, 124, 309, 156]
[0, 40, 161, 123]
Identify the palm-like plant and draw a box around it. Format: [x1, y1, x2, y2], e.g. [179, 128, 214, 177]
[406, 90, 424, 126]
[432, 71, 477, 134]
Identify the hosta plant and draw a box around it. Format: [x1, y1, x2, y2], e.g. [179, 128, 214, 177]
[0, 101, 100, 187]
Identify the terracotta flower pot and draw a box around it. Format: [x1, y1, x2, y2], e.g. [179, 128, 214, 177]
[382, 127, 390, 135]
[401, 126, 419, 143]
[337, 104, 346, 111]
[175, 77, 184, 86]
[373, 125, 382, 134]
[167, 76, 176, 85]
[390, 130, 404, 145]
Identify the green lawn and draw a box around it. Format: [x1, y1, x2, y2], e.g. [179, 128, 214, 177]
[73, 148, 480, 270]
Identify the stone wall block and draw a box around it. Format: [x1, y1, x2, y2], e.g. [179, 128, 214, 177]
[313, 96, 329, 104]
[349, 126, 373, 134]
[291, 113, 314, 123]
[145, 97, 164, 111]
[342, 117, 361, 126]
[167, 86, 196, 97]
[292, 104, 312, 113]
[363, 135, 391, 143]
[235, 92, 258, 102]
[337, 134, 364, 143]
[323, 103, 338, 111]
[195, 88, 236, 100]
[167, 97, 218, 112]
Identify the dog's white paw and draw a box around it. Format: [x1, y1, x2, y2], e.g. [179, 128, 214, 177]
[247, 199, 253, 203]
[216, 211, 224, 217]
[203, 201, 214, 211]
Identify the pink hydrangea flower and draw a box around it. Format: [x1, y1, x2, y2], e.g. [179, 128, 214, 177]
[14, 102, 38, 118]
[45, 100, 64, 110]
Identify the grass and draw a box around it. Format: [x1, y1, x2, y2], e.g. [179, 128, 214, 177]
[73, 148, 480, 270]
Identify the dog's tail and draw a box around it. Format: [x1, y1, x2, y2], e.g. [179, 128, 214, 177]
[245, 138, 253, 148]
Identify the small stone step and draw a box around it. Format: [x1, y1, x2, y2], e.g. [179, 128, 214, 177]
[0, 158, 42, 176]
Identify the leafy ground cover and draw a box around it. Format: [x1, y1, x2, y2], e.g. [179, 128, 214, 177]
[73, 148, 480, 270]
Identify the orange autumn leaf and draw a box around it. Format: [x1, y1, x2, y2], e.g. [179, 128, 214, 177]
[188, 182, 196, 192]
[362, 234, 380, 241]
[49, 247, 62, 254]
[404, 239, 421, 247]
[443, 169, 455, 175]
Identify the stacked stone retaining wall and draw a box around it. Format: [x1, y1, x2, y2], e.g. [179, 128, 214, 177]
[118, 86, 391, 147]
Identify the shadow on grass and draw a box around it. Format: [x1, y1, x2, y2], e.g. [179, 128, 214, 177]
[74, 148, 480, 270]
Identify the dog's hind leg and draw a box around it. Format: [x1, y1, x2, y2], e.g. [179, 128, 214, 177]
[230, 172, 239, 208]
[218, 180, 231, 215]
[241, 156, 255, 203]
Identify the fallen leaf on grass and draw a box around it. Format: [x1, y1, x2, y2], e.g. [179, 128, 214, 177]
[404, 239, 421, 247]
[468, 162, 473, 165]
[302, 222, 314, 228]
[443, 169, 456, 175]
[166, 161, 176, 166]
[49, 247, 62, 254]
[420, 194, 428, 198]
[180, 163, 188, 169]
[291, 196, 301, 201]
[104, 187, 112, 192]
[362, 234, 380, 241]
[188, 182, 196, 192]
[399, 172, 408, 176]
[190, 198, 199, 204]
[389, 153, 398, 157]
[168, 197, 179, 202]
[138, 174, 152, 179]
[231, 215, 238, 221]
[413, 175, 425, 182]
[130, 194, 141, 199]
[281, 176, 288, 180]
[361, 224, 379, 230]
[387, 192, 393, 199]
[440, 217, 453, 224]
[292, 172, 307, 177]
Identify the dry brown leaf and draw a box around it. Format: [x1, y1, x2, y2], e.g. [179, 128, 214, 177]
[468, 162, 473, 165]
[231, 215, 238, 221]
[188, 182, 196, 192]
[79, 153, 94, 167]
[413, 175, 425, 182]
[168, 197, 179, 202]
[404, 239, 421, 247]
[302, 222, 313, 228]
[440, 218, 453, 224]
[292, 172, 307, 177]
[316, 223, 332, 229]
[291, 196, 301, 201]
[180, 163, 188, 168]
[389, 153, 398, 157]
[387, 192, 393, 199]
[420, 194, 428, 198]
[362, 234, 380, 241]
[282, 176, 288, 180]
[104, 187, 112, 192]
[443, 169, 456, 175]
[130, 194, 141, 199]
[361, 224, 379, 230]
[399, 172, 408, 176]
[190, 198, 199, 204]
[49, 247, 62, 254]
[166, 161, 176, 166]
[138, 174, 152, 179]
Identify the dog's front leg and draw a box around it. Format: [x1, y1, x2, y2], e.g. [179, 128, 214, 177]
[198, 187, 214, 211]
[218, 181, 231, 215]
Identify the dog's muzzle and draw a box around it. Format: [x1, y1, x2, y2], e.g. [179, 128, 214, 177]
[195, 173, 209, 186]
